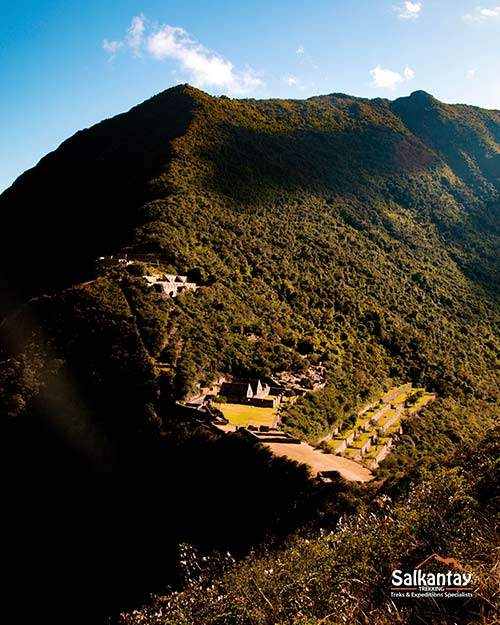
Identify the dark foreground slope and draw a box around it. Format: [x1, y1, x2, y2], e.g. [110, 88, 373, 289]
[122, 428, 500, 625]
[1, 86, 500, 623]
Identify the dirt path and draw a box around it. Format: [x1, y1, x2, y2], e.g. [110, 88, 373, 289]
[263, 441, 374, 482]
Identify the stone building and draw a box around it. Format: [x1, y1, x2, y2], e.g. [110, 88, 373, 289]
[144, 274, 197, 298]
[219, 379, 282, 408]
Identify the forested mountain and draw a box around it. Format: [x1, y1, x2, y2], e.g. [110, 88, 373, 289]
[1, 85, 499, 624]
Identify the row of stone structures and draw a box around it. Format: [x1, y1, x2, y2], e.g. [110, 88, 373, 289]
[144, 274, 197, 298]
[330, 384, 412, 457]
[331, 402, 399, 455]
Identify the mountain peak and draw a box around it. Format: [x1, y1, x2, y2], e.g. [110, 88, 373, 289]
[393, 90, 438, 107]
[391, 90, 440, 116]
[135, 83, 211, 111]
[408, 90, 435, 100]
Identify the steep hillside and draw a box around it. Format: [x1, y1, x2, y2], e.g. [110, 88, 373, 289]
[121, 427, 500, 625]
[2, 83, 500, 436]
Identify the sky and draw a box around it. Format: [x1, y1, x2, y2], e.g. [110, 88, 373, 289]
[2, 0, 500, 193]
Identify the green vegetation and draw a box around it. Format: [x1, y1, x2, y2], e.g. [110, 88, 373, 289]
[391, 390, 411, 405]
[350, 430, 374, 448]
[363, 440, 390, 461]
[328, 437, 345, 448]
[360, 408, 379, 420]
[342, 447, 359, 459]
[409, 391, 436, 411]
[120, 427, 500, 625]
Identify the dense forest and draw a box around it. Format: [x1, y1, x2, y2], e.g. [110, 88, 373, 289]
[0, 85, 499, 623]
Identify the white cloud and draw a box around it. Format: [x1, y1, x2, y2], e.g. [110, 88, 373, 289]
[102, 39, 124, 60]
[286, 75, 300, 86]
[296, 45, 305, 54]
[102, 16, 263, 95]
[127, 14, 146, 54]
[369, 64, 415, 90]
[464, 6, 500, 21]
[480, 6, 500, 16]
[403, 66, 415, 80]
[370, 66, 403, 89]
[394, 1, 422, 20]
[466, 68, 477, 80]
[146, 25, 262, 94]
[146, 26, 233, 85]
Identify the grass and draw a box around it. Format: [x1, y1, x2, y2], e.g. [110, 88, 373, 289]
[343, 447, 359, 459]
[326, 439, 347, 454]
[363, 436, 393, 459]
[361, 410, 376, 419]
[328, 438, 345, 447]
[220, 403, 278, 427]
[354, 415, 370, 429]
[351, 430, 375, 449]
[377, 409, 396, 428]
[354, 433, 394, 464]
[391, 391, 411, 406]
[335, 412, 373, 441]
[386, 423, 403, 436]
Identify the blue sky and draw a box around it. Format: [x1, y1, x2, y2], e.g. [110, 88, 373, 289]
[2, 0, 500, 192]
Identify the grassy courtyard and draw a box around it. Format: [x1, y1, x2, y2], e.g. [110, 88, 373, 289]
[220, 403, 278, 427]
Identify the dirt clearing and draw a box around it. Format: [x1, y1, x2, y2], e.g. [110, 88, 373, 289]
[264, 441, 374, 482]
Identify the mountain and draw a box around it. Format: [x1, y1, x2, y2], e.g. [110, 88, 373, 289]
[3, 86, 500, 305]
[1, 85, 500, 623]
[2, 85, 500, 418]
